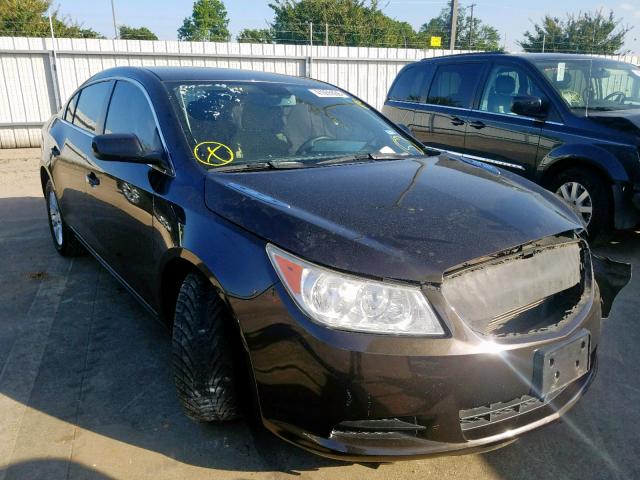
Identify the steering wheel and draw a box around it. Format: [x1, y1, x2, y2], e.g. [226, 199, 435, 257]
[296, 136, 332, 154]
[604, 91, 626, 103]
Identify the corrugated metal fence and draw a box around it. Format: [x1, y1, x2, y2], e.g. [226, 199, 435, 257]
[1, 36, 638, 148]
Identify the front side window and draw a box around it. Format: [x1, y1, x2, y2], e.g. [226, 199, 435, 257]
[168, 81, 424, 169]
[533, 58, 640, 113]
[479, 64, 545, 115]
[388, 64, 427, 103]
[64, 92, 79, 122]
[73, 81, 112, 133]
[105, 81, 162, 153]
[427, 63, 482, 108]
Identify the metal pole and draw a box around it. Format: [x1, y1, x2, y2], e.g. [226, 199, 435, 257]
[542, 33, 546, 52]
[309, 22, 313, 47]
[325, 23, 329, 47]
[468, 4, 473, 50]
[110, 0, 118, 39]
[48, 14, 62, 111]
[449, 0, 459, 52]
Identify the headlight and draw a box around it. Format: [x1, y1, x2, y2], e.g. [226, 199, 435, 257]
[266, 244, 444, 336]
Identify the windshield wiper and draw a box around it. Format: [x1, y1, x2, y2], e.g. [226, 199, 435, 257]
[315, 152, 420, 166]
[213, 160, 306, 172]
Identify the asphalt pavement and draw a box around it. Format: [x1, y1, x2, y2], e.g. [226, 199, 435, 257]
[0, 149, 638, 479]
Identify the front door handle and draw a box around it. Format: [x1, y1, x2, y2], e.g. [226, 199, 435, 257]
[86, 172, 100, 187]
[469, 121, 486, 129]
[451, 117, 465, 126]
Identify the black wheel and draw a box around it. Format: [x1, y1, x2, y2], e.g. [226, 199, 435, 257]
[45, 180, 84, 257]
[172, 272, 241, 422]
[548, 167, 611, 242]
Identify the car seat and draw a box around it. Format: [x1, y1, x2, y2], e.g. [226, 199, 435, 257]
[487, 74, 516, 114]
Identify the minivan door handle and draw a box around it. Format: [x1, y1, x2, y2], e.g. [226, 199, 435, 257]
[451, 117, 465, 126]
[86, 172, 100, 188]
[469, 121, 486, 129]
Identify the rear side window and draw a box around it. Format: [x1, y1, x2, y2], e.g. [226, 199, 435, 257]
[388, 64, 427, 103]
[105, 81, 162, 152]
[73, 81, 112, 133]
[427, 63, 483, 108]
[64, 92, 79, 122]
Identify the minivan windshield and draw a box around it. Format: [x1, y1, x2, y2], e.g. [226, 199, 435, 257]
[167, 81, 424, 169]
[531, 58, 640, 114]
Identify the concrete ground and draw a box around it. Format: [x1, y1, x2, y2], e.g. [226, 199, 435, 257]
[0, 148, 638, 480]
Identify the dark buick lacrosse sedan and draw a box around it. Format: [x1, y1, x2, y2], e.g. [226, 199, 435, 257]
[40, 67, 629, 461]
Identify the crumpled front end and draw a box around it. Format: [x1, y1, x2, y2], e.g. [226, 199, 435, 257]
[228, 231, 629, 461]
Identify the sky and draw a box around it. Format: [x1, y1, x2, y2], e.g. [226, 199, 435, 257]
[50, 0, 640, 52]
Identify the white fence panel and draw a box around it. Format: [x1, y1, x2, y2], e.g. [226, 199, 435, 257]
[0, 36, 637, 148]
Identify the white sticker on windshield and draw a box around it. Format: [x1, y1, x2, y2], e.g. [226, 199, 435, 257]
[309, 88, 349, 98]
[557, 62, 566, 82]
[385, 129, 396, 135]
[379, 146, 395, 153]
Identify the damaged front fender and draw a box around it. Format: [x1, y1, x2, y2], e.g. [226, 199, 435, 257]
[592, 255, 631, 318]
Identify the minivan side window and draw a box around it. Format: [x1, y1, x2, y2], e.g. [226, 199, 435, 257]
[64, 92, 79, 123]
[388, 64, 427, 103]
[479, 64, 545, 115]
[105, 80, 162, 153]
[73, 81, 112, 133]
[427, 63, 482, 108]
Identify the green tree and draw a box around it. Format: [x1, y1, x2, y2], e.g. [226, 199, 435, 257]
[119, 25, 158, 40]
[267, 0, 417, 47]
[238, 28, 274, 43]
[0, 0, 103, 38]
[519, 10, 630, 54]
[418, 1, 500, 51]
[178, 0, 230, 42]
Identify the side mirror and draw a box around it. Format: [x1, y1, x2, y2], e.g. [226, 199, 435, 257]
[92, 133, 165, 167]
[511, 95, 546, 118]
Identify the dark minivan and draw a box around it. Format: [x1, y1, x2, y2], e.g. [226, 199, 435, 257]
[384, 53, 640, 240]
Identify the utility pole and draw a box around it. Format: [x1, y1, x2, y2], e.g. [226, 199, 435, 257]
[449, 0, 459, 52]
[542, 33, 546, 52]
[468, 3, 476, 50]
[325, 23, 329, 47]
[309, 22, 313, 47]
[110, 0, 118, 39]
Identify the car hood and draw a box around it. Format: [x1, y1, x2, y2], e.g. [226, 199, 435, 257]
[588, 109, 640, 137]
[204, 155, 582, 283]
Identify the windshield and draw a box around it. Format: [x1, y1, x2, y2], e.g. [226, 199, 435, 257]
[531, 58, 640, 113]
[167, 81, 424, 169]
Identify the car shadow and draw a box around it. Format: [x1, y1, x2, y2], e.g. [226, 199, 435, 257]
[1, 196, 638, 479]
[0, 196, 347, 475]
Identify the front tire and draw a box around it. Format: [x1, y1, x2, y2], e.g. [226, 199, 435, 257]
[549, 167, 611, 242]
[45, 180, 84, 257]
[172, 273, 241, 422]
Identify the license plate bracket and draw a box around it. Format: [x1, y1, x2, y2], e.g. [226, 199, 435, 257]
[532, 330, 591, 399]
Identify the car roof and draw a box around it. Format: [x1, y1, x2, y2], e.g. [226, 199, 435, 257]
[88, 66, 324, 86]
[419, 52, 626, 63]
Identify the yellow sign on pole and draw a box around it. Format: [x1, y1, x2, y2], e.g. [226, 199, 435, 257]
[430, 36, 442, 47]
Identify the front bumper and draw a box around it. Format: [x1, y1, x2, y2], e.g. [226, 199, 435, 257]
[230, 279, 602, 461]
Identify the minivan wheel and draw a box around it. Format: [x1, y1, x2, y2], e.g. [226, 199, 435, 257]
[45, 180, 84, 256]
[549, 168, 611, 241]
[172, 272, 241, 422]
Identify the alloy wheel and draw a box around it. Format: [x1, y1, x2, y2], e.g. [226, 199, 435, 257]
[48, 190, 64, 246]
[555, 181, 593, 226]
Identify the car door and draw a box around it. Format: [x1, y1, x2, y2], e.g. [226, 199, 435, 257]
[49, 81, 113, 247]
[410, 62, 486, 152]
[463, 61, 550, 177]
[86, 79, 165, 304]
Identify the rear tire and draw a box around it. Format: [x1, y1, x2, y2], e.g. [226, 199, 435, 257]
[172, 272, 241, 422]
[548, 167, 611, 243]
[45, 180, 84, 257]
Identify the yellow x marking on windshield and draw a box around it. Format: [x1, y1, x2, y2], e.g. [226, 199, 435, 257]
[194, 141, 235, 167]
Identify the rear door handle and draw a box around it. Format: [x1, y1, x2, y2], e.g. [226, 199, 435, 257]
[86, 172, 100, 187]
[451, 117, 465, 126]
[469, 121, 486, 129]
